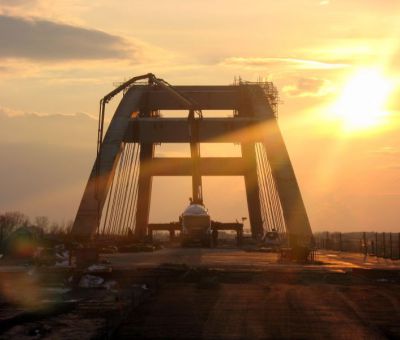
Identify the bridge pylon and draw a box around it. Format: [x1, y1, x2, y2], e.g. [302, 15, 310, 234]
[71, 74, 313, 255]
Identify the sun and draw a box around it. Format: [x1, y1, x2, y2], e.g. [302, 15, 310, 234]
[331, 68, 393, 134]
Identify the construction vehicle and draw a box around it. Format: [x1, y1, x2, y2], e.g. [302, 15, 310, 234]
[262, 228, 281, 251]
[180, 203, 212, 247]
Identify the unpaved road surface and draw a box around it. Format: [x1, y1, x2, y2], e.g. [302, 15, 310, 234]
[116, 269, 400, 339]
[0, 249, 399, 339]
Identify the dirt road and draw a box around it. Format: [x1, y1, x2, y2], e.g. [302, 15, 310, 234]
[1, 249, 399, 339]
[116, 269, 400, 339]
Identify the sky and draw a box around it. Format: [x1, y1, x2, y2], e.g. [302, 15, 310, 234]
[0, 0, 399, 232]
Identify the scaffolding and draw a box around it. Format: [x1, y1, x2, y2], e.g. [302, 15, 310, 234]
[233, 76, 280, 117]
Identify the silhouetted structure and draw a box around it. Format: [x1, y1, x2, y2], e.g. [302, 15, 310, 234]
[71, 74, 313, 254]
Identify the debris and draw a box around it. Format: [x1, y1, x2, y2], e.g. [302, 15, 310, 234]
[34, 247, 57, 266]
[87, 264, 112, 273]
[27, 323, 52, 337]
[43, 287, 71, 295]
[76, 248, 99, 268]
[103, 280, 119, 290]
[27, 266, 37, 276]
[132, 283, 148, 290]
[79, 274, 105, 288]
[55, 259, 69, 267]
[100, 246, 118, 254]
[55, 248, 70, 266]
[55, 244, 66, 252]
[56, 250, 69, 261]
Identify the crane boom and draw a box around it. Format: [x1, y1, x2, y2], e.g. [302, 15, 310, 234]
[96, 73, 204, 205]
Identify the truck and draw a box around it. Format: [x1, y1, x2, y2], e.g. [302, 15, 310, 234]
[180, 204, 212, 247]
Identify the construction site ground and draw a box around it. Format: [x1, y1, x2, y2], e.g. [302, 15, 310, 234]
[0, 248, 399, 339]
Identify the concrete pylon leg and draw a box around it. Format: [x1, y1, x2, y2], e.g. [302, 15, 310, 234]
[241, 142, 264, 239]
[71, 88, 144, 240]
[262, 133, 312, 251]
[134, 143, 154, 239]
[245, 85, 313, 255]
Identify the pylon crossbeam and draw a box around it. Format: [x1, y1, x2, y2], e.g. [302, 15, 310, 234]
[143, 157, 246, 176]
[124, 117, 266, 143]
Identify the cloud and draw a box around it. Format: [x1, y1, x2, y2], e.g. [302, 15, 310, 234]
[0, 105, 22, 116]
[220, 57, 348, 70]
[0, 105, 97, 146]
[0, 108, 97, 219]
[367, 146, 400, 168]
[282, 77, 333, 97]
[0, 0, 37, 6]
[0, 65, 16, 74]
[0, 14, 135, 61]
[369, 146, 399, 156]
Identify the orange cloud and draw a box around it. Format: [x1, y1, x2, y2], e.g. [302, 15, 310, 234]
[282, 77, 333, 97]
[220, 57, 348, 70]
[0, 14, 135, 61]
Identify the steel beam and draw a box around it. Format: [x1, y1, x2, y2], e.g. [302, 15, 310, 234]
[142, 157, 246, 176]
[146, 86, 240, 110]
[124, 117, 266, 143]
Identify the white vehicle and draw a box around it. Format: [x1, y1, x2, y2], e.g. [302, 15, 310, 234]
[263, 229, 281, 250]
[180, 204, 212, 247]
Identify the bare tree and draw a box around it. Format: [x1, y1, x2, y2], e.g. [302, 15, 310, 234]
[65, 220, 73, 233]
[35, 216, 50, 233]
[0, 211, 30, 242]
[0, 211, 30, 250]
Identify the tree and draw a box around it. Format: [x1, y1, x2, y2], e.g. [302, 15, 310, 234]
[35, 216, 50, 233]
[65, 220, 73, 233]
[0, 211, 30, 244]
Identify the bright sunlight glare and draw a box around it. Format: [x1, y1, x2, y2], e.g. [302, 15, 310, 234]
[331, 68, 393, 134]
